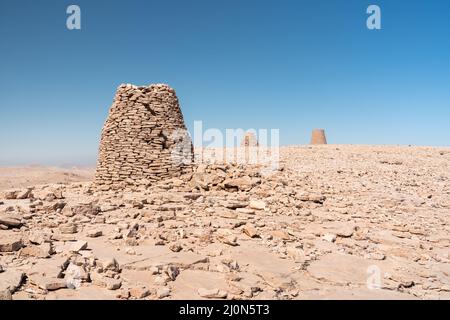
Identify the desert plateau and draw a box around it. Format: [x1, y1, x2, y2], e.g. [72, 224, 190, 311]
[1, 145, 450, 300]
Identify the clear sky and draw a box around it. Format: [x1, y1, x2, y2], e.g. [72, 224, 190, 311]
[0, 0, 449, 166]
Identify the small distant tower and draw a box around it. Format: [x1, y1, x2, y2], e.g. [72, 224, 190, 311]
[310, 129, 327, 145]
[241, 132, 259, 147]
[239, 132, 259, 164]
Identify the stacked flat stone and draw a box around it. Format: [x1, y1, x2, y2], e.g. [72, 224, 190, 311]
[94, 83, 193, 190]
[241, 132, 259, 147]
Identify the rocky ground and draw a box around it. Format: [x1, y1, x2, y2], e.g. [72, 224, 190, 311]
[1, 145, 450, 300]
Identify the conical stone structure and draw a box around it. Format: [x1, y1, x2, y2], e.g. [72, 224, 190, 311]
[310, 129, 327, 145]
[94, 83, 193, 190]
[241, 132, 259, 147]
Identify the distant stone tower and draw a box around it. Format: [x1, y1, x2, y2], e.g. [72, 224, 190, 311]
[241, 132, 259, 147]
[310, 129, 327, 145]
[94, 83, 193, 190]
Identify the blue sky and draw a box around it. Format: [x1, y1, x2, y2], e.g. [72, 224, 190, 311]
[0, 0, 449, 166]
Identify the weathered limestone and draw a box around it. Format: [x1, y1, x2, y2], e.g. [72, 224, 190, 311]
[94, 84, 193, 190]
[310, 129, 327, 145]
[0, 270, 24, 300]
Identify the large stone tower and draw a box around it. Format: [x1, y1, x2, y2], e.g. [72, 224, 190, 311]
[94, 83, 193, 190]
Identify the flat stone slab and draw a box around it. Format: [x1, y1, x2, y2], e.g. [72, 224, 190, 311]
[123, 251, 208, 270]
[307, 253, 396, 286]
[171, 270, 230, 300]
[233, 242, 297, 276]
[0, 232, 23, 252]
[28, 275, 67, 291]
[120, 269, 157, 287]
[27, 256, 69, 279]
[300, 287, 419, 300]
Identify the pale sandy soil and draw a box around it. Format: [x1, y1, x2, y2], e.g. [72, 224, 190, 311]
[0, 167, 94, 191]
[1, 145, 450, 300]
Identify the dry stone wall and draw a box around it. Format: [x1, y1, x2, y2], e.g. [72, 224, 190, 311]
[94, 83, 193, 190]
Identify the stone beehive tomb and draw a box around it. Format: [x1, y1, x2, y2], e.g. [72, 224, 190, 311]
[241, 132, 259, 147]
[94, 83, 193, 190]
[310, 129, 327, 145]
